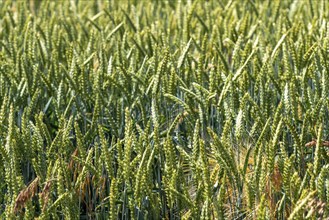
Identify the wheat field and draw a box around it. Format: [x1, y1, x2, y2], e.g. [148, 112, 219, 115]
[0, 0, 328, 219]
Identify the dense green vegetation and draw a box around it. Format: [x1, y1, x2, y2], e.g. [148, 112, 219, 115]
[0, 0, 329, 219]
